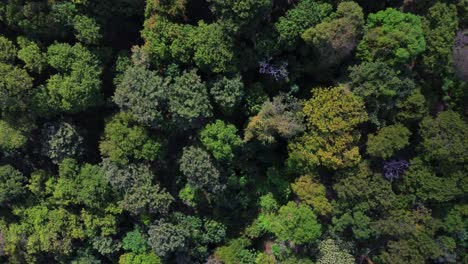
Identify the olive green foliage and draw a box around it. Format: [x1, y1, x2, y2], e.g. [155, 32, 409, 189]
[302, 1, 364, 67]
[367, 124, 411, 159]
[209, 0, 272, 32]
[288, 87, 368, 171]
[0, 120, 27, 152]
[168, 69, 212, 128]
[192, 21, 235, 73]
[357, 8, 426, 64]
[349, 61, 416, 127]
[200, 120, 242, 161]
[148, 213, 226, 259]
[120, 168, 173, 215]
[119, 252, 161, 264]
[395, 89, 427, 124]
[53, 158, 110, 208]
[291, 175, 332, 216]
[36, 43, 102, 114]
[0, 1, 466, 263]
[245, 94, 304, 144]
[422, 2, 458, 77]
[0, 36, 17, 62]
[113, 65, 168, 127]
[275, 0, 332, 47]
[179, 146, 223, 192]
[402, 158, 463, 203]
[210, 75, 244, 115]
[142, 17, 235, 73]
[40, 121, 84, 164]
[0, 62, 33, 115]
[419, 111, 468, 165]
[270, 202, 321, 244]
[17, 37, 47, 73]
[214, 238, 256, 264]
[100, 112, 163, 165]
[101, 160, 173, 215]
[73, 15, 101, 45]
[0, 165, 26, 205]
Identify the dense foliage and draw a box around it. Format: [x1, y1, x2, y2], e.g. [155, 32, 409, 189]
[0, 0, 467, 263]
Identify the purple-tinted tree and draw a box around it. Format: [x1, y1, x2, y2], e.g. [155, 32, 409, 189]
[383, 160, 409, 181]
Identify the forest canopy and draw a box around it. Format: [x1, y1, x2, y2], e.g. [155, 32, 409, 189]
[0, 0, 467, 263]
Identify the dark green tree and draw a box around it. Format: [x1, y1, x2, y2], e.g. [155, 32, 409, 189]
[0, 165, 26, 206]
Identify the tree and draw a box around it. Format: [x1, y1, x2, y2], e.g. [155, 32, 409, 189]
[210, 75, 244, 115]
[302, 1, 364, 68]
[0, 165, 26, 206]
[401, 158, 463, 203]
[145, 0, 187, 18]
[422, 2, 459, 77]
[148, 213, 226, 260]
[179, 146, 224, 193]
[40, 121, 84, 164]
[113, 65, 168, 128]
[142, 16, 195, 65]
[52, 158, 111, 209]
[349, 61, 416, 127]
[419, 111, 468, 165]
[287, 87, 368, 171]
[200, 120, 242, 161]
[73, 15, 101, 45]
[208, 0, 273, 32]
[120, 169, 173, 215]
[214, 238, 256, 264]
[270, 202, 322, 244]
[317, 239, 355, 264]
[0, 120, 27, 152]
[100, 112, 163, 165]
[17, 37, 47, 73]
[0, 36, 17, 62]
[192, 21, 235, 73]
[122, 227, 150, 254]
[101, 160, 173, 215]
[0, 62, 33, 115]
[119, 252, 161, 264]
[291, 175, 332, 216]
[275, 0, 332, 48]
[168, 69, 212, 128]
[245, 94, 304, 144]
[4, 205, 86, 260]
[395, 89, 427, 124]
[35, 43, 102, 114]
[366, 124, 411, 159]
[357, 8, 426, 65]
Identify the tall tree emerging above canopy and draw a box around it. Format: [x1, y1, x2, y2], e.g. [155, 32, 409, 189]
[357, 8, 426, 65]
[270, 202, 322, 245]
[288, 87, 368, 172]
